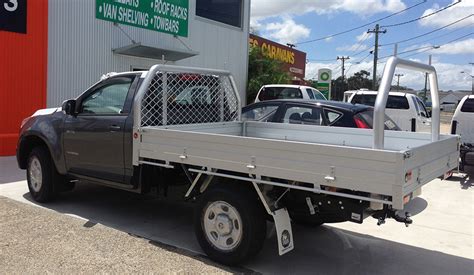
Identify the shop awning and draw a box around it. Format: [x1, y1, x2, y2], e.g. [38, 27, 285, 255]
[112, 43, 199, 61]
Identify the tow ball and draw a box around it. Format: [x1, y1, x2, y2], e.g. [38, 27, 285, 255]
[374, 207, 413, 227]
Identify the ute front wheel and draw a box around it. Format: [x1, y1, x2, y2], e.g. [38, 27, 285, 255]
[26, 147, 59, 202]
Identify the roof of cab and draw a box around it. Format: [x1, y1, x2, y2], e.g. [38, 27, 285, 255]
[353, 90, 413, 97]
[245, 99, 371, 113]
[261, 84, 314, 89]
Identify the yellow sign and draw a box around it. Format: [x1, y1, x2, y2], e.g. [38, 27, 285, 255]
[249, 37, 295, 65]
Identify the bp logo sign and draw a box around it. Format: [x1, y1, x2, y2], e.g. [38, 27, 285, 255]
[320, 72, 330, 81]
[317, 69, 332, 100]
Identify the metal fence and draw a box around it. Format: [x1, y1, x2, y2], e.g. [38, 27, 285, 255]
[140, 70, 240, 127]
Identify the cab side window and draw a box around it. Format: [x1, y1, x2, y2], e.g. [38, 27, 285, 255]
[313, 90, 326, 100]
[282, 106, 323, 125]
[80, 77, 133, 115]
[415, 97, 429, 118]
[242, 105, 278, 121]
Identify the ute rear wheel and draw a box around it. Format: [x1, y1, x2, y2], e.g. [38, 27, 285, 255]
[194, 184, 266, 265]
[26, 147, 59, 202]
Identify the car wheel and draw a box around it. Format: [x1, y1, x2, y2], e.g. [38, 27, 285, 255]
[194, 184, 266, 265]
[26, 147, 59, 202]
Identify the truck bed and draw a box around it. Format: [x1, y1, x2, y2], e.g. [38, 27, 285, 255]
[137, 121, 459, 209]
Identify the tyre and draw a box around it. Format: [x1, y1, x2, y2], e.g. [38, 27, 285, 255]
[26, 147, 60, 202]
[194, 184, 266, 265]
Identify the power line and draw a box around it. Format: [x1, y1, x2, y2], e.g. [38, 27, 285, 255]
[307, 58, 336, 62]
[351, 46, 373, 57]
[403, 32, 473, 58]
[383, 24, 473, 49]
[345, 52, 372, 77]
[296, 0, 427, 45]
[381, 0, 462, 28]
[378, 32, 473, 61]
[380, 14, 473, 46]
[343, 32, 372, 57]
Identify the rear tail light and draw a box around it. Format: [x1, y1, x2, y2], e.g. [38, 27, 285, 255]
[354, 116, 370, 129]
[179, 74, 201, 81]
[405, 170, 412, 182]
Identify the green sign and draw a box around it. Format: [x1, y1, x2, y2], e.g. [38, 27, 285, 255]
[317, 85, 330, 100]
[96, 0, 189, 37]
[317, 69, 332, 100]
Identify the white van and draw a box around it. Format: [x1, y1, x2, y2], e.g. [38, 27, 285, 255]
[344, 89, 370, 102]
[254, 84, 326, 103]
[349, 90, 431, 132]
[451, 95, 474, 171]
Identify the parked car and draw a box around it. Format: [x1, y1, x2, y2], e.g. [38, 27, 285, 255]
[242, 99, 400, 130]
[348, 90, 431, 132]
[254, 84, 326, 103]
[343, 88, 371, 102]
[451, 95, 474, 171]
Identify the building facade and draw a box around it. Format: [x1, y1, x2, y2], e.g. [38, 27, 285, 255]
[249, 34, 307, 82]
[0, 0, 250, 155]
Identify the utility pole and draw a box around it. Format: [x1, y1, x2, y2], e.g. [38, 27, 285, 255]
[337, 56, 350, 80]
[461, 63, 474, 95]
[395, 73, 404, 90]
[337, 56, 350, 100]
[423, 55, 432, 102]
[368, 24, 386, 90]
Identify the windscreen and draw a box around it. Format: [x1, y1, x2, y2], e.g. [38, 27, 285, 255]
[258, 87, 302, 101]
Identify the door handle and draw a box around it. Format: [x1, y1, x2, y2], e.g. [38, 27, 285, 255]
[109, 125, 121, 131]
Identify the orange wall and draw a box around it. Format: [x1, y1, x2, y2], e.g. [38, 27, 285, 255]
[0, 0, 48, 156]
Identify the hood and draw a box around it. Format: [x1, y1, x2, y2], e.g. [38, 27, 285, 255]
[32, 107, 61, 117]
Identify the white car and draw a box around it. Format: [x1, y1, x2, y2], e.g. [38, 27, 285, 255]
[349, 90, 431, 132]
[451, 95, 474, 171]
[254, 84, 326, 103]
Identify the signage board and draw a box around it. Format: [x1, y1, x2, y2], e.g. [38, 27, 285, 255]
[96, 0, 189, 37]
[317, 68, 332, 99]
[249, 34, 306, 79]
[0, 0, 27, 34]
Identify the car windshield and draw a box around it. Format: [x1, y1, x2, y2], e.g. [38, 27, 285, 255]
[258, 87, 302, 101]
[357, 110, 400, 130]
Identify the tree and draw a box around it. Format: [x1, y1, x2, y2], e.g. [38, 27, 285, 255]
[247, 46, 291, 104]
[347, 70, 372, 91]
[331, 76, 346, 101]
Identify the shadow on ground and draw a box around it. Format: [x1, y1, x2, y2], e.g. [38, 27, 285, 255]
[21, 182, 473, 275]
[444, 167, 473, 190]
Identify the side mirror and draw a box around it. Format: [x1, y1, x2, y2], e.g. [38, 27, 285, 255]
[62, 99, 76, 116]
[427, 110, 432, 118]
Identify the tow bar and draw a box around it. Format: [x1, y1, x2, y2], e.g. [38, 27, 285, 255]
[374, 206, 413, 227]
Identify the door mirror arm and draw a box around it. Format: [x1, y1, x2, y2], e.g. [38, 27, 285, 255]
[62, 99, 77, 116]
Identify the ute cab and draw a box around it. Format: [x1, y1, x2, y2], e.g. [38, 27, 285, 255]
[349, 90, 431, 132]
[254, 84, 326, 103]
[451, 95, 474, 171]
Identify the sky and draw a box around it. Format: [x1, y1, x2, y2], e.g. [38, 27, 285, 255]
[250, 0, 474, 91]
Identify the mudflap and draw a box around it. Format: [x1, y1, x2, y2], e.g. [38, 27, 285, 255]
[272, 208, 294, 255]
